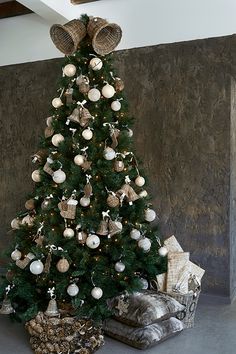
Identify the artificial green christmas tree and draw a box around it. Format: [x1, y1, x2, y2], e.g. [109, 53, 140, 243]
[0, 15, 167, 324]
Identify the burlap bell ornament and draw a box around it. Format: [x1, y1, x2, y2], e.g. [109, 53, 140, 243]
[58, 198, 78, 219]
[67, 106, 92, 127]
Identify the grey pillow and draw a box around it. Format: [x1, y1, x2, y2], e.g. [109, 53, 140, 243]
[103, 317, 183, 349]
[108, 291, 185, 327]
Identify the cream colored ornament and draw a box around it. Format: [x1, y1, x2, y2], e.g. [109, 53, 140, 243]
[46, 116, 53, 127]
[107, 194, 119, 208]
[11, 218, 21, 229]
[127, 128, 133, 137]
[63, 228, 75, 238]
[138, 237, 151, 252]
[111, 100, 121, 111]
[77, 231, 88, 244]
[86, 234, 100, 249]
[25, 199, 35, 210]
[130, 229, 141, 240]
[102, 83, 115, 98]
[56, 258, 70, 273]
[89, 57, 103, 71]
[31, 170, 41, 182]
[80, 196, 90, 207]
[67, 283, 79, 296]
[158, 246, 168, 257]
[30, 260, 44, 275]
[11, 249, 22, 261]
[135, 176, 145, 187]
[115, 261, 125, 272]
[52, 97, 63, 108]
[63, 63, 76, 77]
[103, 147, 116, 160]
[82, 128, 93, 140]
[114, 160, 124, 172]
[22, 214, 34, 226]
[88, 88, 101, 102]
[51, 133, 64, 147]
[52, 169, 66, 184]
[74, 154, 84, 166]
[139, 190, 148, 198]
[145, 208, 156, 222]
[91, 286, 103, 299]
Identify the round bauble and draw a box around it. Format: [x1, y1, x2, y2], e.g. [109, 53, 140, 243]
[144, 208, 156, 222]
[127, 128, 133, 137]
[63, 228, 75, 239]
[115, 261, 125, 272]
[67, 283, 79, 297]
[102, 83, 115, 98]
[22, 215, 34, 226]
[52, 97, 63, 108]
[56, 258, 70, 273]
[114, 78, 125, 92]
[32, 170, 41, 182]
[139, 190, 148, 198]
[107, 194, 119, 208]
[86, 234, 100, 249]
[111, 100, 121, 111]
[63, 63, 76, 77]
[25, 199, 35, 210]
[158, 246, 168, 257]
[11, 249, 22, 261]
[30, 260, 44, 275]
[51, 133, 64, 147]
[135, 176, 145, 187]
[130, 228, 141, 240]
[114, 160, 124, 172]
[139, 277, 149, 290]
[74, 154, 84, 166]
[46, 116, 53, 127]
[80, 196, 90, 207]
[89, 57, 103, 71]
[82, 128, 93, 140]
[41, 199, 51, 210]
[53, 169, 66, 184]
[138, 237, 152, 252]
[88, 88, 101, 102]
[103, 147, 116, 160]
[91, 287, 103, 299]
[11, 218, 21, 230]
[76, 74, 89, 86]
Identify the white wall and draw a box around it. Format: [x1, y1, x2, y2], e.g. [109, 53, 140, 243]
[1, 0, 236, 66]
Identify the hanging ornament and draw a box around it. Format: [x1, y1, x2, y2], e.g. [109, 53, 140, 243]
[11, 218, 21, 230]
[158, 246, 168, 257]
[76, 74, 89, 86]
[77, 230, 88, 244]
[102, 83, 115, 98]
[86, 234, 100, 249]
[45, 297, 60, 317]
[16, 252, 35, 269]
[97, 220, 109, 236]
[63, 63, 76, 77]
[67, 283, 79, 297]
[0, 297, 14, 315]
[135, 176, 145, 187]
[65, 87, 74, 105]
[138, 237, 151, 252]
[31, 170, 41, 182]
[53, 169, 66, 184]
[115, 261, 125, 272]
[103, 147, 116, 160]
[88, 88, 101, 102]
[25, 198, 35, 210]
[52, 97, 63, 108]
[22, 214, 34, 227]
[114, 77, 125, 92]
[30, 260, 44, 275]
[63, 228, 75, 238]
[89, 57, 103, 71]
[91, 287, 103, 299]
[80, 196, 90, 207]
[81, 159, 92, 171]
[114, 160, 124, 172]
[11, 249, 22, 261]
[139, 278, 149, 290]
[109, 220, 123, 236]
[58, 197, 78, 219]
[43, 157, 54, 176]
[51, 133, 64, 147]
[144, 208, 156, 222]
[44, 126, 54, 138]
[127, 128, 133, 137]
[77, 75, 90, 94]
[107, 194, 119, 208]
[82, 128, 93, 140]
[56, 258, 70, 273]
[84, 180, 93, 198]
[110, 128, 120, 149]
[111, 100, 121, 111]
[31, 149, 48, 164]
[139, 190, 148, 198]
[74, 154, 84, 166]
[130, 229, 141, 240]
[46, 116, 54, 127]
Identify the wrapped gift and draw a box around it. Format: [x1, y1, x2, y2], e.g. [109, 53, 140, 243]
[166, 252, 190, 294]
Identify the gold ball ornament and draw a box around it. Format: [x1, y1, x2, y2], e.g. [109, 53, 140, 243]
[114, 78, 125, 92]
[32, 170, 41, 182]
[56, 258, 70, 273]
[63, 64, 76, 77]
[52, 97, 63, 108]
[107, 194, 120, 208]
[114, 160, 124, 172]
[25, 199, 35, 210]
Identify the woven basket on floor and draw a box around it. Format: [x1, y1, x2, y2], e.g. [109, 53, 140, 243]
[50, 19, 86, 55]
[87, 17, 122, 55]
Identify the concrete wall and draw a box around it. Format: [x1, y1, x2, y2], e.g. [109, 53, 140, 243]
[0, 35, 236, 299]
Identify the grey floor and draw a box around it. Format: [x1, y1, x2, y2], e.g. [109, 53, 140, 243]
[0, 297, 236, 354]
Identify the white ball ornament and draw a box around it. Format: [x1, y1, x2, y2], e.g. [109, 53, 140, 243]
[111, 100, 121, 111]
[53, 169, 66, 184]
[74, 154, 84, 166]
[22, 215, 34, 226]
[11, 218, 21, 230]
[52, 97, 63, 108]
[138, 237, 152, 252]
[158, 246, 168, 257]
[11, 249, 22, 261]
[89, 57, 103, 71]
[127, 128, 133, 137]
[67, 283, 79, 297]
[80, 196, 90, 207]
[145, 208, 156, 222]
[63, 63, 76, 77]
[51, 133, 64, 147]
[46, 116, 53, 127]
[102, 83, 115, 98]
[139, 278, 149, 290]
[88, 88, 101, 102]
[139, 190, 148, 198]
[30, 260, 44, 275]
[91, 287, 103, 299]
[115, 261, 125, 273]
[63, 228, 75, 239]
[130, 229, 141, 240]
[103, 147, 116, 160]
[82, 128, 93, 140]
[86, 234, 100, 249]
[135, 176, 145, 187]
[32, 170, 41, 182]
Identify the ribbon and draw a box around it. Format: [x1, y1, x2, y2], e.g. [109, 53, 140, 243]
[69, 128, 77, 136]
[125, 175, 131, 184]
[37, 222, 44, 236]
[102, 210, 110, 219]
[47, 287, 55, 299]
[77, 99, 87, 107]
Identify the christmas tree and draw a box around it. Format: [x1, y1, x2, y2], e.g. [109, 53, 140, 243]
[0, 15, 167, 323]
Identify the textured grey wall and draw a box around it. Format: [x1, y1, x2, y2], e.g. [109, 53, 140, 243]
[0, 35, 236, 298]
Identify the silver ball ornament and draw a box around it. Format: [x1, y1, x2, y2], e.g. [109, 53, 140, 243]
[91, 287, 103, 299]
[52, 169, 66, 184]
[135, 176, 145, 187]
[11, 249, 22, 261]
[63, 64, 76, 77]
[67, 283, 79, 296]
[74, 154, 84, 166]
[158, 246, 168, 257]
[63, 228, 75, 238]
[139, 278, 149, 290]
[88, 88, 101, 102]
[80, 196, 90, 207]
[86, 234, 100, 249]
[115, 261, 125, 272]
[103, 147, 116, 160]
[41, 199, 51, 210]
[52, 97, 63, 108]
[111, 100, 121, 111]
[138, 237, 151, 252]
[51, 133, 64, 147]
[102, 83, 115, 98]
[32, 170, 41, 182]
[145, 208, 156, 222]
[130, 229, 141, 240]
[89, 57, 103, 71]
[30, 260, 44, 275]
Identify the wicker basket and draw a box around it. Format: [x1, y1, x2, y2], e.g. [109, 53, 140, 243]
[87, 17, 122, 55]
[50, 19, 86, 55]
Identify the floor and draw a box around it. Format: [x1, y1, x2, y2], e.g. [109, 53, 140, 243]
[0, 297, 235, 354]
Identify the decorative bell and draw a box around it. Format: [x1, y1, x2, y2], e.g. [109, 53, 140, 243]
[0, 297, 14, 315]
[45, 298, 60, 317]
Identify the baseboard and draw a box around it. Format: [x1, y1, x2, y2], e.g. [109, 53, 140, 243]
[199, 292, 235, 305]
